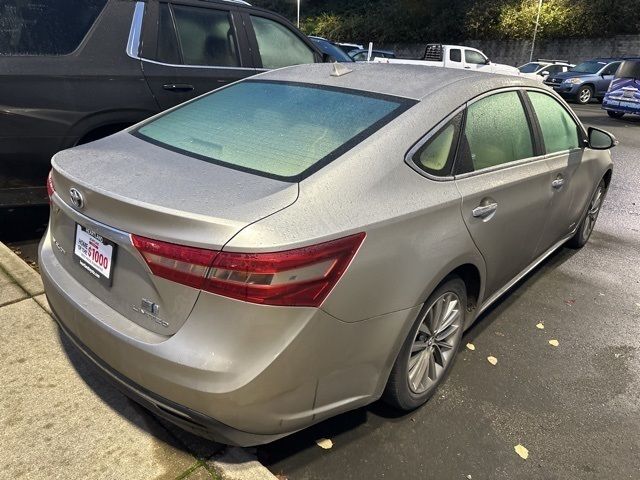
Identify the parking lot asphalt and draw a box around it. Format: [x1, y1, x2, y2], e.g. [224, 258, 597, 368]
[256, 104, 640, 479]
[1, 103, 638, 480]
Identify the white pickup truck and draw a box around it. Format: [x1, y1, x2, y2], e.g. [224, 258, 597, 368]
[374, 44, 520, 77]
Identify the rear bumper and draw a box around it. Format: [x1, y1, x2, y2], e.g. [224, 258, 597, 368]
[48, 301, 275, 445]
[602, 97, 640, 115]
[39, 227, 417, 445]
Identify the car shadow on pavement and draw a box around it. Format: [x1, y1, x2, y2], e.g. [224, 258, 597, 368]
[55, 327, 225, 460]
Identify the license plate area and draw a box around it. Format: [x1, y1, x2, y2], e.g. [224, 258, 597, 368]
[73, 224, 116, 287]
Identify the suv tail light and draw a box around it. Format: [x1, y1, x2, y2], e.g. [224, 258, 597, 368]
[47, 170, 55, 202]
[131, 233, 365, 307]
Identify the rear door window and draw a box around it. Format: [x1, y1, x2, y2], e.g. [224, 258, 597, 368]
[135, 80, 414, 180]
[602, 62, 621, 76]
[460, 91, 534, 172]
[527, 91, 580, 154]
[171, 4, 240, 67]
[0, 0, 106, 55]
[249, 15, 315, 69]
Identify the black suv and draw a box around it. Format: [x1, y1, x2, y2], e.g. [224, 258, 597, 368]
[0, 0, 321, 206]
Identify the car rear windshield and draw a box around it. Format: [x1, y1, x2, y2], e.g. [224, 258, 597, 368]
[615, 60, 640, 79]
[135, 80, 413, 181]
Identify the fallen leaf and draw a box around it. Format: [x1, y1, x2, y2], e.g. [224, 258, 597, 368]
[514, 444, 529, 459]
[536, 322, 544, 330]
[466, 343, 476, 351]
[487, 356, 498, 365]
[564, 299, 575, 306]
[315, 438, 333, 450]
[549, 339, 559, 347]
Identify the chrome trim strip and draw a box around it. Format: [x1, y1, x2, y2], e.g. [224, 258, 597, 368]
[478, 231, 574, 315]
[453, 153, 548, 180]
[126, 1, 145, 59]
[139, 57, 257, 71]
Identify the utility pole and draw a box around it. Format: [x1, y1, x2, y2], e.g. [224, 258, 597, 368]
[529, 0, 543, 62]
[297, 0, 301, 28]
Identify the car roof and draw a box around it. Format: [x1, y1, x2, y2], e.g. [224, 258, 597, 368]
[255, 63, 542, 101]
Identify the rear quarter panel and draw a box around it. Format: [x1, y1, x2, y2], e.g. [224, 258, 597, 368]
[224, 99, 486, 323]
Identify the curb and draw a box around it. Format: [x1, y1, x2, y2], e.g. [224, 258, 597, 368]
[0, 240, 277, 480]
[0, 241, 44, 297]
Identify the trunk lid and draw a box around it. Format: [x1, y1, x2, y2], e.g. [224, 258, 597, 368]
[48, 132, 298, 335]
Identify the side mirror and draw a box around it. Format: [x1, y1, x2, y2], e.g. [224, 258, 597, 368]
[485, 58, 491, 65]
[540, 70, 550, 77]
[588, 127, 618, 150]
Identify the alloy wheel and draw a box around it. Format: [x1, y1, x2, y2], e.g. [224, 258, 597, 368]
[583, 184, 604, 239]
[408, 292, 463, 394]
[579, 88, 592, 104]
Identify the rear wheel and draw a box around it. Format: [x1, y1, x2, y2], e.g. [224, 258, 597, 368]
[607, 110, 625, 119]
[576, 85, 593, 104]
[567, 179, 606, 249]
[383, 277, 466, 411]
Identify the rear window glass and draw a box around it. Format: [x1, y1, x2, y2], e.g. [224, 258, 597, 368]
[0, 0, 106, 55]
[135, 81, 414, 180]
[615, 60, 640, 79]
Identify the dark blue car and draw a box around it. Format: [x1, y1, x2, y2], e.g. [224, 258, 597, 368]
[602, 60, 640, 119]
[544, 58, 623, 104]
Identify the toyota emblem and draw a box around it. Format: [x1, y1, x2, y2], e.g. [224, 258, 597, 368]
[69, 187, 85, 209]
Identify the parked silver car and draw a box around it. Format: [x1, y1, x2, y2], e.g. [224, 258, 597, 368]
[40, 63, 615, 446]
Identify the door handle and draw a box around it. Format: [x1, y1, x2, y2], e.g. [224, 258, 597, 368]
[551, 177, 565, 189]
[162, 83, 194, 92]
[472, 202, 498, 218]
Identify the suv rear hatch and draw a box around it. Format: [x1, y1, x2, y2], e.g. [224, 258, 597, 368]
[48, 132, 298, 335]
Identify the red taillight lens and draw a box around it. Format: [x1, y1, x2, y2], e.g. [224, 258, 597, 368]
[131, 233, 365, 307]
[131, 235, 217, 289]
[46, 170, 55, 202]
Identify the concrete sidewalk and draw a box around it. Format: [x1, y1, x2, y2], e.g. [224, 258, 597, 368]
[0, 241, 277, 480]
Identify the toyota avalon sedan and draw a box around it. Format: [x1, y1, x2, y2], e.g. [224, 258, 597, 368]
[40, 63, 615, 446]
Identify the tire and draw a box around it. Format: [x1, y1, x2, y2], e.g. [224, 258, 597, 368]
[576, 85, 594, 105]
[567, 179, 606, 249]
[607, 110, 625, 119]
[383, 277, 466, 411]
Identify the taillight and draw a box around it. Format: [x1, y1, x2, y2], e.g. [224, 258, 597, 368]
[131, 233, 365, 307]
[47, 170, 55, 202]
[131, 235, 217, 289]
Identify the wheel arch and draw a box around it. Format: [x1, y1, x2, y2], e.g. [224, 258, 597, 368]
[603, 168, 613, 189]
[62, 108, 157, 149]
[421, 259, 485, 331]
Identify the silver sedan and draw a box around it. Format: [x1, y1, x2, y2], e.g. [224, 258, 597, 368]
[40, 63, 615, 446]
